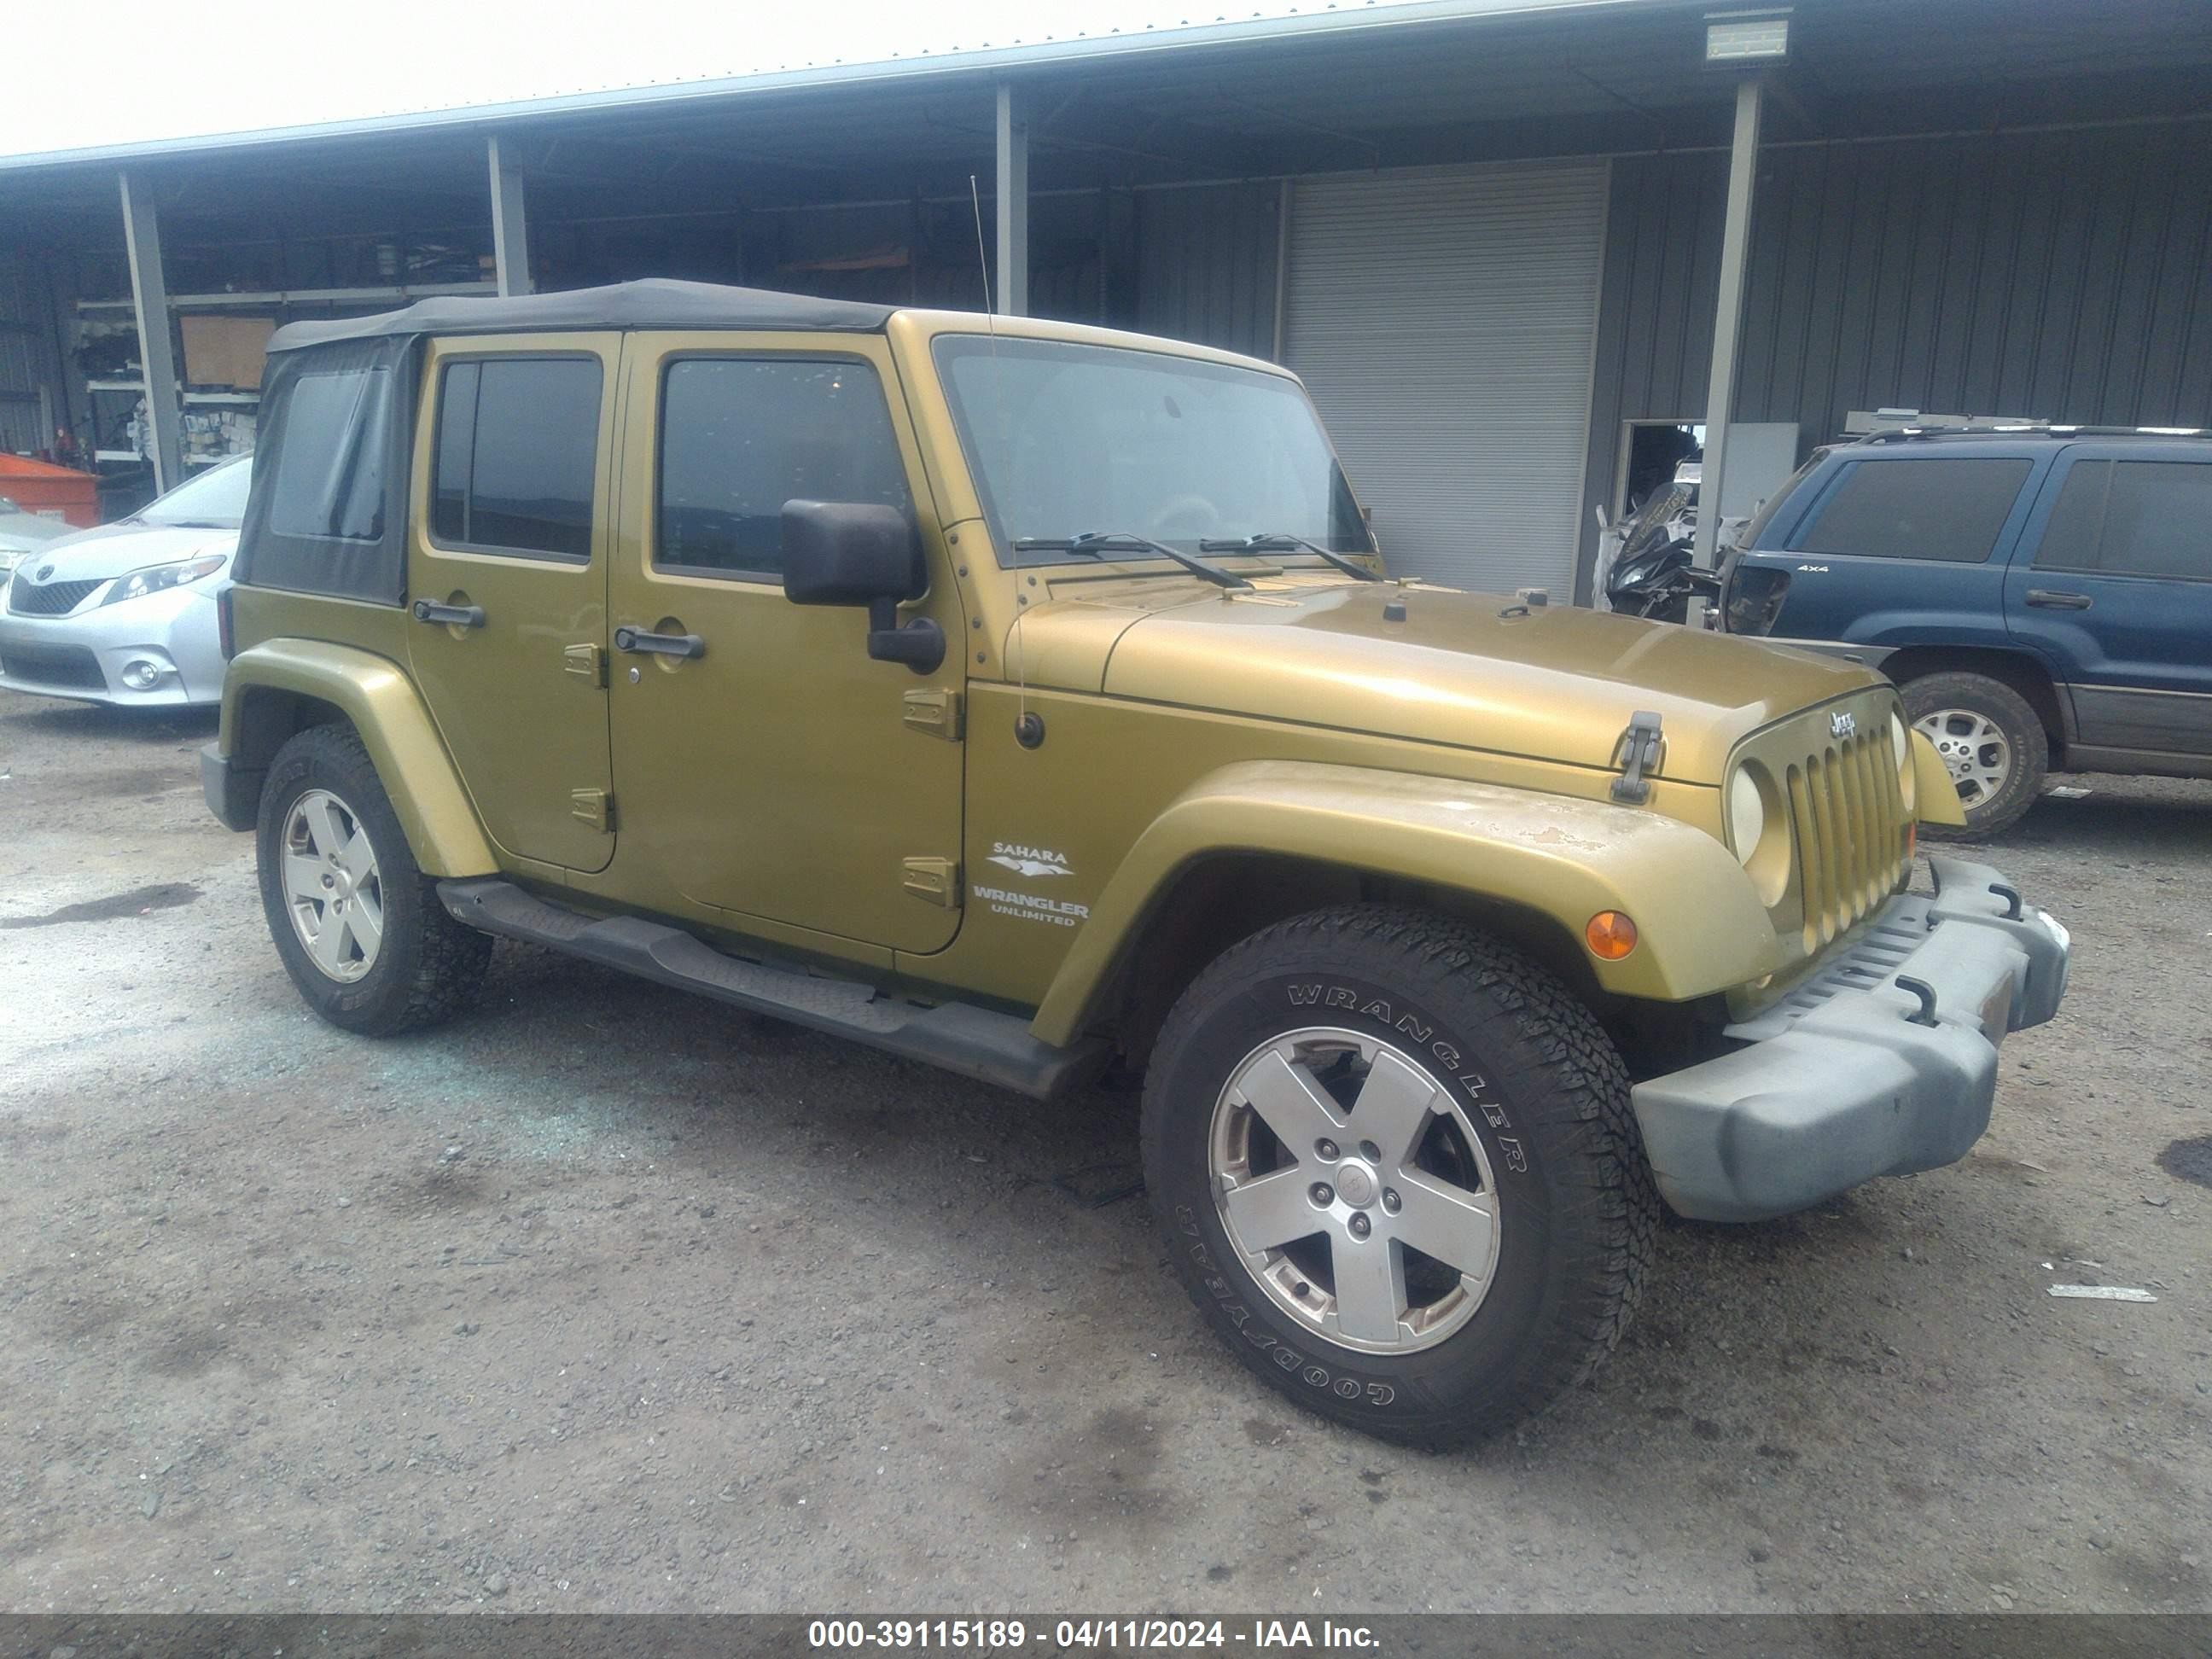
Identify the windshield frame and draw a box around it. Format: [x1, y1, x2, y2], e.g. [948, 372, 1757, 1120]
[930, 333, 1372, 574]
[136, 452, 254, 528]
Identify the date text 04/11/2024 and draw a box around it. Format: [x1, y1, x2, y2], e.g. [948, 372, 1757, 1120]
[806, 1619, 1382, 1651]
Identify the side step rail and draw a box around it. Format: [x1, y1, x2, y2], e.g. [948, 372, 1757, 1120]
[438, 878, 1106, 1100]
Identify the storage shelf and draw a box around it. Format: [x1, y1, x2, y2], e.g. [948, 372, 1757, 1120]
[76, 281, 495, 314]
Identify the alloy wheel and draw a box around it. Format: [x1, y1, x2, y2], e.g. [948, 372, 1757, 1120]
[280, 788, 384, 982]
[1209, 1027, 1501, 1355]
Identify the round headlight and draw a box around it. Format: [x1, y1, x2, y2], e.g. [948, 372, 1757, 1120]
[1728, 769, 1765, 865]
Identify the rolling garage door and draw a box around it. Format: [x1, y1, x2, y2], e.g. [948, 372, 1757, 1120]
[1285, 160, 1608, 597]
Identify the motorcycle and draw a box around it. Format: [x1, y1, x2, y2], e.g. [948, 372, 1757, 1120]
[1594, 464, 1733, 626]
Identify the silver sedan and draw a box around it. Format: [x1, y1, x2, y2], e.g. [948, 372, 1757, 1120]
[0, 455, 250, 708]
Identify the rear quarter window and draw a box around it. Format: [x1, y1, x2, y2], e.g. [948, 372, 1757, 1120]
[1789, 457, 2032, 563]
[1738, 451, 1824, 550]
[265, 367, 393, 543]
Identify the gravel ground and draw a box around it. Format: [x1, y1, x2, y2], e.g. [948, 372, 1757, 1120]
[2, 689, 2207, 1616]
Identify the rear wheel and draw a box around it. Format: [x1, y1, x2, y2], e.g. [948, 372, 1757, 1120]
[256, 724, 490, 1034]
[1141, 906, 1655, 1447]
[1902, 670, 2046, 840]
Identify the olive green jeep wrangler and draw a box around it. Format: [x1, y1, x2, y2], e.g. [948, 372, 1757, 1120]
[204, 281, 2069, 1445]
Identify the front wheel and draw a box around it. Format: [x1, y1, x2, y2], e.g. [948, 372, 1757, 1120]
[256, 724, 491, 1034]
[1141, 907, 1655, 1447]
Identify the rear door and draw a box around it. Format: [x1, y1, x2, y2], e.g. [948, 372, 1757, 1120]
[1761, 449, 2043, 649]
[407, 335, 621, 873]
[2005, 445, 2212, 756]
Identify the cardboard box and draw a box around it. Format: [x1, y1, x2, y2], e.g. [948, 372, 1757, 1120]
[180, 315, 276, 390]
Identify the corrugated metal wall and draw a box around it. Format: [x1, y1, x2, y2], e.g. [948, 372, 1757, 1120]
[1132, 183, 1282, 360]
[0, 253, 66, 455]
[1580, 120, 2212, 595]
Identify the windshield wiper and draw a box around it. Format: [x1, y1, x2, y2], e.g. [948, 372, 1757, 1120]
[1200, 532, 1383, 582]
[1010, 532, 1254, 591]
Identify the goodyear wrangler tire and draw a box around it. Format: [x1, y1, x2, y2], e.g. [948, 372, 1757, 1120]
[256, 724, 492, 1036]
[1141, 905, 1655, 1447]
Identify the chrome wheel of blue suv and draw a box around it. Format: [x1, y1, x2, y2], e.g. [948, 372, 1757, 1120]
[1902, 671, 2047, 840]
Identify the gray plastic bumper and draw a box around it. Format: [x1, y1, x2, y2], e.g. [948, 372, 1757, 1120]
[1631, 857, 2070, 1222]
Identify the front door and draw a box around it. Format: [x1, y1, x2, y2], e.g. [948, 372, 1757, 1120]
[2005, 446, 2212, 757]
[606, 335, 965, 953]
[407, 334, 621, 872]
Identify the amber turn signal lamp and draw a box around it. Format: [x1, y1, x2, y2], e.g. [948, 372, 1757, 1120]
[1586, 911, 1639, 959]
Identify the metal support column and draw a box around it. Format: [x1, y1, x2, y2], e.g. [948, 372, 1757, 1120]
[488, 137, 533, 298]
[1691, 73, 1766, 583]
[994, 84, 1029, 317]
[118, 172, 183, 494]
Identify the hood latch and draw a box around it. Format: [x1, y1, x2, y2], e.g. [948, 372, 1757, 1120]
[1610, 710, 1665, 804]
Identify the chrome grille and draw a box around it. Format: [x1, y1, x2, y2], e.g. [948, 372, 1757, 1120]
[9, 573, 103, 615]
[1784, 723, 1908, 951]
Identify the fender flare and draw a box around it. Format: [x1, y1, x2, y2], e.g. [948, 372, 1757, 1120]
[1906, 729, 1968, 827]
[219, 637, 498, 877]
[1030, 760, 1778, 1046]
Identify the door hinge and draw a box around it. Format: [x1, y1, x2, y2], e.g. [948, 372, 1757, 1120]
[901, 687, 963, 742]
[563, 642, 608, 687]
[571, 788, 614, 834]
[901, 856, 961, 907]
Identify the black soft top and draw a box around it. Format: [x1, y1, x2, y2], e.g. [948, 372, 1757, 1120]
[269, 278, 895, 353]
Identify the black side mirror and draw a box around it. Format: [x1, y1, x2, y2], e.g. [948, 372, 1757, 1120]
[781, 499, 944, 674]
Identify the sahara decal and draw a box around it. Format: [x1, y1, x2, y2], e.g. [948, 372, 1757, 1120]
[987, 842, 1073, 878]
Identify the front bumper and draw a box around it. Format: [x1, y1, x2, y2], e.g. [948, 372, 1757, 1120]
[1632, 856, 2070, 1222]
[0, 585, 225, 707]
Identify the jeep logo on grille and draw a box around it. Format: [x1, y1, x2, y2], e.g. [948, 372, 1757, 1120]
[1830, 710, 1856, 738]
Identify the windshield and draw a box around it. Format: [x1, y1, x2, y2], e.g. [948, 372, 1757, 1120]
[138, 453, 253, 527]
[934, 335, 1370, 568]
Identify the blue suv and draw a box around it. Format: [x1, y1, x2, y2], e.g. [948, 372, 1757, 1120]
[1721, 428, 2212, 836]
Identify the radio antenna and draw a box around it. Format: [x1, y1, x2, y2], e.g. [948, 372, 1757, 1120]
[969, 174, 1032, 741]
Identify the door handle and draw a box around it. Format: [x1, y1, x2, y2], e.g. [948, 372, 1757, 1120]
[614, 625, 706, 660]
[2024, 589, 2093, 610]
[412, 598, 486, 628]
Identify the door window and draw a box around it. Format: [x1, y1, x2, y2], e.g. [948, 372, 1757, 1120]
[2034, 458, 2212, 580]
[655, 358, 912, 579]
[429, 357, 602, 560]
[1789, 457, 2032, 562]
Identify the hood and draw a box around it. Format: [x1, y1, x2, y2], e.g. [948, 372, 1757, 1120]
[1015, 577, 1878, 785]
[17, 522, 239, 585]
[0, 512, 77, 556]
